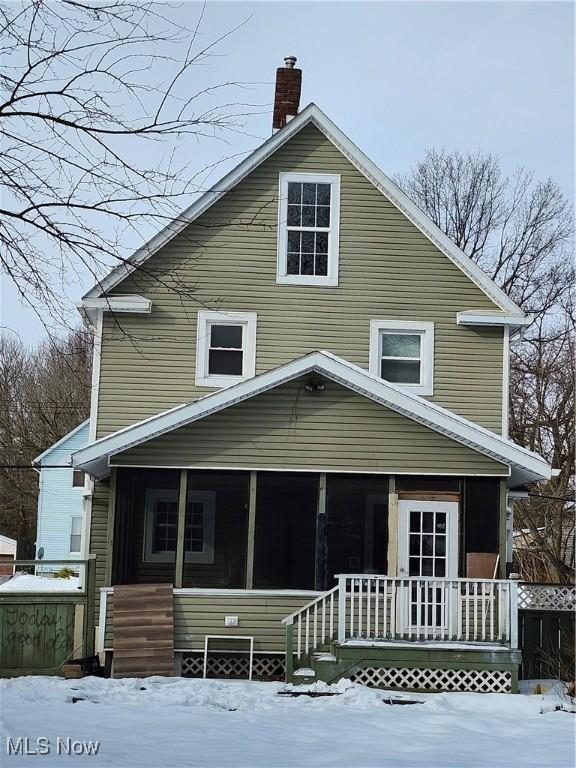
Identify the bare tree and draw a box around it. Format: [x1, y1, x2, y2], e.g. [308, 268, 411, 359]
[397, 149, 573, 321]
[0, 330, 92, 542]
[398, 150, 574, 583]
[0, 0, 255, 330]
[510, 323, 574, 582]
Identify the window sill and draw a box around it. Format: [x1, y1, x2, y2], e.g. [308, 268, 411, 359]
[195, 374, 252, 389]
[393, 383, 433, 397]
[276, 274, 339, 287]
[143, 554, 215, 565]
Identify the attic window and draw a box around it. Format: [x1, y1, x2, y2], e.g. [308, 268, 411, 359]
[277, 173, 340, 286]
[196, 311, 257, 389]
[369, 320, 434, 396]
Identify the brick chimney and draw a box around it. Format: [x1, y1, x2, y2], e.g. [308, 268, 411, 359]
[272, 56, 302, 131]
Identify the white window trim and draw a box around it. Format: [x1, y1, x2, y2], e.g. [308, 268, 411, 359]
[143, 488, 215, 564]
[369, 320, 434, 396]
[196, 310, 257, 389]
[277, 172, 341, 287]
[69, 515, 82, 554]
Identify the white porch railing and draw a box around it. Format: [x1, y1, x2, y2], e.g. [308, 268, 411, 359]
[283, 574, 518, 661]
[283, 585, 339, 661]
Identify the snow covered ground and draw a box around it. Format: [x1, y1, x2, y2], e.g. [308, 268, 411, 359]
[0, 676, 573, 767]
[0, 574, 81, 592]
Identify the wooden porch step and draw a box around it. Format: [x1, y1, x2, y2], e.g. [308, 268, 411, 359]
[112, 584, 174, 678]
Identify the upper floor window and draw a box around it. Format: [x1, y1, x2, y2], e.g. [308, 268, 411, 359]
[196, 311, 257, 388]
[369, 320, 434, 396]
[277, 172, 340, 286]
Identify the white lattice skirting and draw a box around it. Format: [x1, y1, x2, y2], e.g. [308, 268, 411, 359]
[350, 666, 512, 693]
[182, 654, 285, 679]
[517, 583, 575, 612]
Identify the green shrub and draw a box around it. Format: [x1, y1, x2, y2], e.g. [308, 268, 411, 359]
[53, 567, 76, 579]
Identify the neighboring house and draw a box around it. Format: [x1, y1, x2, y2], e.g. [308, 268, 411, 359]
[0, 535, 17, 577]
[72, 59, 551, 692]
[33, 421, 90, 568]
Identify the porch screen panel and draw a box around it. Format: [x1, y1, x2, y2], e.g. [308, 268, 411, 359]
[253, 473, 318, 590]
[182, 471, 249, 589]
[463, 478, 499, 560]
[131, 469, 180, 584]
[325, 474, 388, 587]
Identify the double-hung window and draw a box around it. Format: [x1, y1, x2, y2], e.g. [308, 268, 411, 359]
[277, 173, 340, 286]
[143, 488, 215, 564]
[369, 320, 434, 396]
[69, 516, 82, 554]
[196, 311, 257, 388]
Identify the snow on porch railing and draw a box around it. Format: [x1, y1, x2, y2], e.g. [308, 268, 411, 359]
[336, 575, 518, 648]
[282, 585, 339, 660]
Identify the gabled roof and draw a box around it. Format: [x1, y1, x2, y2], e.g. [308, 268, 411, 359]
[83, 104, 523, 317]
[33, 420, 90, 466]
[73, 352, 549, 485]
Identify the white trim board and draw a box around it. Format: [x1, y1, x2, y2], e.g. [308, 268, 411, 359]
[80, 103, 523, 318]
[73, 351, 550, 486]
[109, 463, 510, 478]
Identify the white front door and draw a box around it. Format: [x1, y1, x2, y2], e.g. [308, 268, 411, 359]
[397, 500, 458, 634]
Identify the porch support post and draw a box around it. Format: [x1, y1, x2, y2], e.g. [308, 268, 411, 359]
[315, 472, 327, 590]
[498, 478, 508, 578]
[245, 471, 257, 589]
[104, 468, 117, 586]
[175, 469, 188, 589]
[387, 475, 398, 575]
[285, 620, 294, 683]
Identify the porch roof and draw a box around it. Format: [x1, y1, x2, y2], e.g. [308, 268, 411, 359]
[73, 351, 550, 485]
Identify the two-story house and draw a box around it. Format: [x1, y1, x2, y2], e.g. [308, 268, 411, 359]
[72, 58, 550, 692]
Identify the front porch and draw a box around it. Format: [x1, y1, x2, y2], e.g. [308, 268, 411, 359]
[107, 468, 506, 592]
[96, 466, 521, 691]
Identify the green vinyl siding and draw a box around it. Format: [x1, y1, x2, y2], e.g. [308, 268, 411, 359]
[96, 123, 504, 438]
[103, 590, 318, 653]
[90, 480, 110, 619]
[112, 378, 507, 476]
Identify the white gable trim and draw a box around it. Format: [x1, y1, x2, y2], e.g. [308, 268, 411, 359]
[72, 352, 549, 484]
[33, 420, 90, 466]
[81, 104, 523, 316]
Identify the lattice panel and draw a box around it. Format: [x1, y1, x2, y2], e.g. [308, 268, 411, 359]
[350, 666, 512, 693]
[181, 654, 285, 679]
[518, 583, 575, 612]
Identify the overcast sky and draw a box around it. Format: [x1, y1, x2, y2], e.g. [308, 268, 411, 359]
[2, 0, 574, 344]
